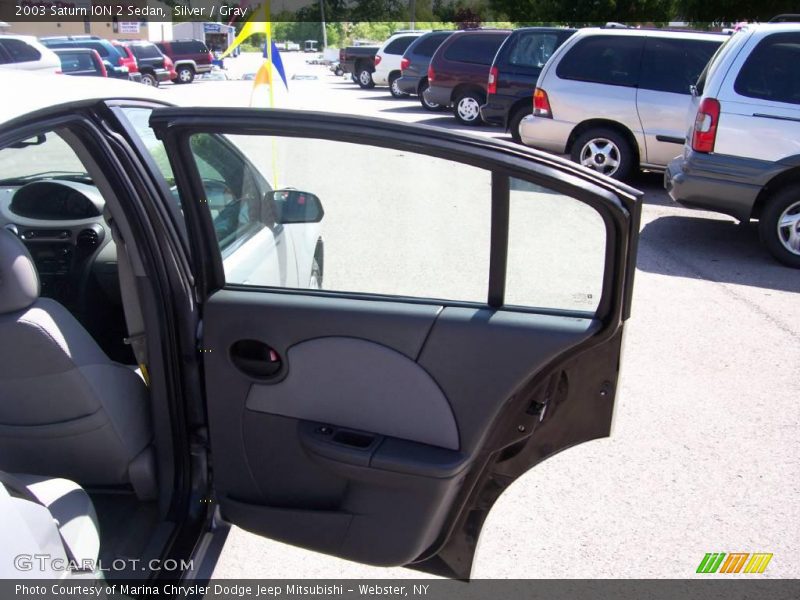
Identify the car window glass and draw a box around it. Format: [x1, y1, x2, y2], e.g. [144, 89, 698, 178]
[639, 38, 720, 95]
[0, 42, 11, 64]
[131, 44, 162, 60]
[505, 179, 605, 312]
[444, 34, 507, 65]
[119, 107, 175, 186]
[384, 36, 416, 55]
[85, 42, 109, 57]
[414, 33, 449, 57]
[0, 39, 41, 63]
[0, 131, 86, 182]
[508, 32, 560, 68]
[556, 35, 644, 87]
[59, 52, 96, 72]
[734, 32, 800, 104]
[185, 135, 608, 312]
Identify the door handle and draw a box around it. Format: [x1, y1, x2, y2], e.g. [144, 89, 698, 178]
[230, 339, 282, 378]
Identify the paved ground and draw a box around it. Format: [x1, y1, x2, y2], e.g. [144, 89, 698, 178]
[155, 53, 799, 578]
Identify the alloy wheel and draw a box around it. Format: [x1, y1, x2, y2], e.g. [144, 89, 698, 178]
[579, 137, 621, 177]
[777, 200, 800, 256]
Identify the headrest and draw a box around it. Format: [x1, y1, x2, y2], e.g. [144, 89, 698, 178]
[0, 229, 39, 314]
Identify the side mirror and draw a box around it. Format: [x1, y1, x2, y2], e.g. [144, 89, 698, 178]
[268, 189, 324, 224]
[689, 85, 698, 98]
[9, 134, 46, 149]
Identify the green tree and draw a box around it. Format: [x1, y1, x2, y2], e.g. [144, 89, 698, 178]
[488, 0, 673, 24]
[674, 0, 798, 21]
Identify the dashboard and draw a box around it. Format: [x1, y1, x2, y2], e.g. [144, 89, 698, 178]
[0, 179, 115, 306]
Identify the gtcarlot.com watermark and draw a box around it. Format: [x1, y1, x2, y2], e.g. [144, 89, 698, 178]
[14, 554, 193, 573]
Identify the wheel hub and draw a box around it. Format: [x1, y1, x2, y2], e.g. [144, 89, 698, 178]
[778, 200, 800, 256]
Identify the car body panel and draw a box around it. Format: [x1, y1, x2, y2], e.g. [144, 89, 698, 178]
[480, 28, 576, 128]
[373, 32, 426, 87]
[397, 31, 453, 96]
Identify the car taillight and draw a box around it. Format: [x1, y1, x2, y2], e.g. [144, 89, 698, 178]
[374, 55, 382, 66]
[487, 65, 498, 95]
[400, 57, 410, 71]
[533, 87, 552, 118]
[99, 61, 107, 77]
[691, 97, 721, 153]
[208, 52, 214, 62]
[427, 65, 435, 82]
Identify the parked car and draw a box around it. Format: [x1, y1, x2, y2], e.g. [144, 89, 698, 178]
[519, 28, 724, 179]
[110, 41, 142, 83]
[156, 39, 213, 84]
[665, 23, 800, 268]
[372, 30, 427, 97]
[114, 40, 171, 86]
[338, 45, 379, 88]
[52, 48, 107, 77]
[40, 35, 131, 80]
[396, 30, 454, 110]
[0, 34, 60, 74]
[424, 29, 512, 125]
[480, 27, 577, 142]
[0, 70, 639, 582]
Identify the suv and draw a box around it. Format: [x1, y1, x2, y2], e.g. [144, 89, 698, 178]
[519, 28, 723, 179]
[481, 27, 576, 142]
[156, 39, 213, 84]
[0, 35, 60, 74]
[372, 31, 427, 97]
[425, 29, 511, 125]
[397, 30, 454, 110]
[115, 40, 172, 86]
[39, 35, 131, 80]
[665, 23, 800, 268]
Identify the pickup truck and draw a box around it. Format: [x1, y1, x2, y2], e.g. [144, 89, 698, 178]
[338, 46, 379, 88]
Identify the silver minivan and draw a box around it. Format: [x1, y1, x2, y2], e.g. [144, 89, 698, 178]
[519, 28, 723, 179]
[666, 23, 800, 268]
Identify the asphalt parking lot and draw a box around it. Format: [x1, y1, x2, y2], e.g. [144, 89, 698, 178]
[155, 52, 799, 578]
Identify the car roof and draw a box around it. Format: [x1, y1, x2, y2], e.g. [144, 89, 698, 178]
[569, 27, 724, 42]
[0, 71, 164, 127]
[742, 22, 800, 34]
[0, 33, 39, 43]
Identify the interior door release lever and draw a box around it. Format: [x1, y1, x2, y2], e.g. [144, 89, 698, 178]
[230, 339, 282, 379]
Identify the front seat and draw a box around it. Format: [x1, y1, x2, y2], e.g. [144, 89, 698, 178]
[0, 229, 155, 499]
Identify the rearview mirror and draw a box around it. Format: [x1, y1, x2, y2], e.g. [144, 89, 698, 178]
[9, 134, 46, 149]
[268, 189, 324, 224]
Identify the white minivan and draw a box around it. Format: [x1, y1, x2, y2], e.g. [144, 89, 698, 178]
[665, 23, 800, 268]
[373, 30, 427, 97]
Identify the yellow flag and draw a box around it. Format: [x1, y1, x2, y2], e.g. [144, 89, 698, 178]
[219, 3, 269, 59]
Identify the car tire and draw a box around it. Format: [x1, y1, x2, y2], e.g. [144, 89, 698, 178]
[389, 73, 408, 98]
[351, 73, 358, 83]
[335, 67, 344, 76]
[453, 91, 484, 126]
[177, 65, 195, 84]
[571, 128, 633, 180]
[356, 67, 375, 89]
[508, 105, 531, 144]
[419, 80, 444, 111]
[758, 184, 800, 268]
[140, 72, 159, 87]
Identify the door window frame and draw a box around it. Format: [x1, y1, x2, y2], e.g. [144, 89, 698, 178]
[149, 108, 640, 322]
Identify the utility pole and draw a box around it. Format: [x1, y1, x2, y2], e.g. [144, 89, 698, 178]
[320, 0, 328, 48]
[409, 0, 415, 29]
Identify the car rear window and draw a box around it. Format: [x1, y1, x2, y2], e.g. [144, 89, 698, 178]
[412, 33, 450, 57]
[556, 35, 644, 87]
[58, 51, 99, 73]
[639, 38, 721, 95]
[506, 31, 562, 68]
[131, 43, 162, 60]
[384, 36, 416, 55]
[173, 40, 207, 53]
[0, 39, 40, 63]
[734, 32, 800, 105]
[443, 34, 507, 65]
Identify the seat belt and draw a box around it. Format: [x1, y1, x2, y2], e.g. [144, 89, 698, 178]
[105, 212, 149, 385]
[0, 471, 90, 571]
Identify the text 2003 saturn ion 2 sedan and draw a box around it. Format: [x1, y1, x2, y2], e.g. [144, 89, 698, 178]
[0, 71, 640, 581]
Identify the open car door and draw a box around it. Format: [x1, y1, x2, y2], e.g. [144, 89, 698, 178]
[149, 108, 641, 579]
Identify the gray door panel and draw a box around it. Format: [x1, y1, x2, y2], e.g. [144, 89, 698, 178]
[202, 290, 601, 568]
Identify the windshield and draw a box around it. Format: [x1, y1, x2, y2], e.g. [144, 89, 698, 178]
[0, 132, 88, 184]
